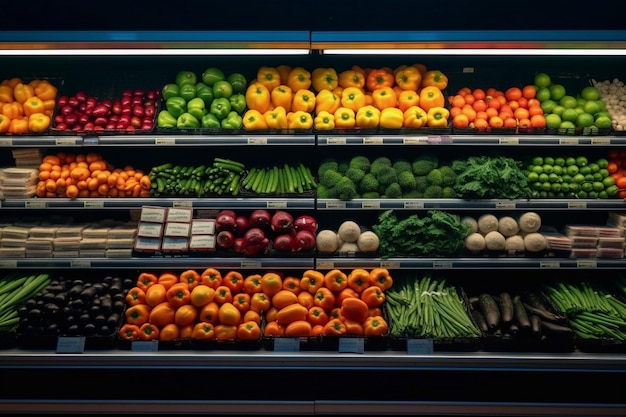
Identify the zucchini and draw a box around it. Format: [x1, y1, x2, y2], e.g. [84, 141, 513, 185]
[478, 293, 500, 330]
[498, 292, 514, 324]
[513, 295, 531, 330]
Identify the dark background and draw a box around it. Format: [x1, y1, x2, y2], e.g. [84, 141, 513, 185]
[4, 0, 626, 31]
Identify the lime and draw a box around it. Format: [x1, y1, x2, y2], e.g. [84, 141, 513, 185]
[598, 168, 609, 178]
[588, 162, 600, 173]
[541, 99, 557, 114]
[562, 174, 572, 183]
[584, 174, 595, 182]
[527, 171, 539, 182]
[580, 165, 592, 175]
[569, 182, 580, 192]
[539, 173, 549, 183]
[536, 87, 552, 102]
[577, 156, 588, 166]
[551, 183, 562, 192]
[593, 172, 604, 182]
[559, 95, 578, 109]
[543, 156, 555, 165]
[554, 157, 566, 166]
[545, 113, 562, 129]
[532, 181, 543, 191]
[542, 182, 552, 192]
[549, 84, 566, 101]
[560, 121, 576, 133]
[583, 100, 602, 115]
[595, 115, 612, 129]
[561, 108, 579, 122]
[566, 164, 579, 175]
[602, 176, 616, 187]
[598, 190, 609, 199]
[578, 190, 588, 198]
[561, 182, 570, 193]
[588, 191, 598, 199]
[573, 173, 586, 183]
[531, 165, 544, 174]
[596, 158, 609, 169]
[534, 72, 552, 88]
[576, 97, 587, 108]
[581, 182, 594, 192]
[605, 184, 619, 196]
[565, 157, 577, 166]
[552, 165, 563, 175]
[576, 112, 595, 128]
[593, 182, 605, 192]
[548, 173, 561, 183]
[580, 86, 600, 101]
[531, 156, 544, 166]
[542, 164, 554, 174]
[552, 105, 566, 116]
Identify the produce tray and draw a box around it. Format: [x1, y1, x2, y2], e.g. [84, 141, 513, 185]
[17, 330, 121, 350]
[117, 337, 191, 351]
[452, 126, 517, 136]
[155, 126, 247, 136]
[262, 334, 388, 351]
[546, 126, 611, 136]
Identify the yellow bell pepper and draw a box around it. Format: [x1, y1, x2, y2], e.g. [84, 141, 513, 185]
[256, 66, 281, 91]
[340, 87, 366, 112]
[315, 89, 340, 115]
[333, 107, 356, 129]
[0, 85, 13, 103]
[403, 106, 428, 128]
[8, 117, 28, 134]
[287, 110, 313, 129]
[394, 65, 422, 91]
[291, 89, 316, 113]
[426, 106, 450, 127]
[276, 65, 292, 85]
[33, 80, 58, 101]
[356, 105, 380, 129]
[421, 70, 449, 90]
[264, 106, 288, 129]
[270, 84, 293, 113]
[2, 102, 23, 119]
[371, 87, 397, 111]
[314, 110, 335, 130]
[245, 82, 271, 113]
[28, 113, 51, 133]
[397, 90, 420, 113]
[379, 107, 404, 129]
[311, 68, 338, 93]
[0, 114, 9, 133]
[23, 96, 45, 117]
[419, 86, 445, 113]
[13, 83, 34, 104]
[287, 67, 312, 92]
[338, 69, 365, 89]
[243, 109, 269, 130]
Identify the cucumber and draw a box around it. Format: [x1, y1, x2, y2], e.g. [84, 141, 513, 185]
[498, 292, 514, 324]
[478, 293, 500, 330]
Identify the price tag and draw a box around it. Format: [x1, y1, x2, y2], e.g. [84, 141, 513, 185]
[568, 201, 587, 209]
[495, 201, 516, 209]
[591, 137, 610, 145]
[155, 137, 175, 145]
[83, 200, 104, 208]
[403, 136, 428, 144]
[267, 201, 287, 209]
[380, 261, 400, 269]
[326, 201, 346, 209]
[240, 260, 261, 269]
[432, 261, 452, 269]
[71, 260, 91, 268]
[338, 337, 364, 353]
[55, 137, 79, 146]
[247, 137, 267, 144]
[0, 138, 13, 146]
[273, 337, 300, 352]
[316, 260, 335, 269]
[131, 340, 159, 352]
[0, 261, 18, 268]
[361, 201, 380, 209]
[540, 260, 560, 268]
[25, 201, 46, 208]
[173, 201, 193, 208]
[499, 137, 519, 145]
[326, 137, 347, 144]
[406, 338, 434, 354]
[363, 136, 383, 144]
[56, 336, 85, 353]
[559, 138, 579, 145]
[428, 135, 452, 144]
[576, 260, 597, 268]
[82, 136, 99, 145]
[404, 201, 424, 209]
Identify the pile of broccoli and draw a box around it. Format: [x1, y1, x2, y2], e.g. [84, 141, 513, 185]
[316, 154, 458, 199]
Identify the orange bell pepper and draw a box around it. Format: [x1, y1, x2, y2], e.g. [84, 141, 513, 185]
[192, 322, 215, 339]
[149, 301, 177, 327]
[287, 66, 312, 92]
[125, 303, 151, 326]
[365, 68, 395, 92]
[12, 83, 34, 104]
[180, 269, 201, 290]
[379, 107, 404, 129]
[315, 89, 340, 115]
[245, 81, 271, 113]
[237, 320, 262, 340]
[243, 109, 269, 130]
[298, 291, 315, 309]
[347, 268, 371, 293]
[264, 106, 288, 129]
[250, 292, 271, 313]
[311, 67, 338, 92]
[271, 289, 299, 310]
[256, 66, 281, 91]
[394, 65, 422, 91]
[263, 321, 285, 337]
[8, 118, 28, 134]
[2, 102, 23, 119]
[403, 105, 428, 128]
[34, 80, 58, 101]
[28, 113, 51, 133]
[421, 69, 449, 90]
[287, 110, 313, 129]
[323, 318, 347, 335]
[2, 77, 22, 89]
[214, 285, 233, 305]
[419, 86, 446, 113]
[243, 273, 263, 294]
[138, 322, 160, 341]
[159, 323, 180, 342]
[218, 302, 242, 326]
[166, 282, 191, 307]
[369, 267, 393, 290]
[175, 304, 199, 327]
[356, 105, 381, 128]
[0, 85, 13, 103]
[276, 302, 308, 325]
[344, 318, 364, 335]
[371, 87, 397, 111]
[360, 286, 386, 308]
[270, 84, 293, 112]
[283, 320, 312, 337]
[119, 323, 140, 341]
[125, 287, 147, 306]
[300, 270, 325, 294]
[137, 272, 159, 292]
[340, 87, 366, 112]
[282, 276, 301, 294]
[314, 110, 335, 130]
[364, 315, 388, 336]
[338, 69, 365, 89]
[190, 284, 216, 307]
[340, 297, 370, 323]
[397, 90, 420, 113]
[223, 270, 245, 293]
[307, 305, 329, 326]
[200, 267, 223, 289]
[199, 301, 220, 324]
[275, 64, 292, 85]
[335, 287, 359, 308]
[313, 287, 336, 311]
[323, 269, 348, 293]
[0, 114, 9, 133]
[232, 292, 251, 313]
[291, 88, 316, 113]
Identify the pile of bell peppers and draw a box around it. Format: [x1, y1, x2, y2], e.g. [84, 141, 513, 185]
[157, 68, 248, 130]
[0, 77, 58, 134]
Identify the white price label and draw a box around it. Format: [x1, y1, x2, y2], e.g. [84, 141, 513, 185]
[559, 138, 579, 145]
[499, 137, 519, 145]
[591, 137, 610, 145]
[71, 260, 91, 268]
[0, 138, 13, 146]
[240, 261, 262, 268]
[267, 201, 287, 209]
[361, 201, 380, 209]
[363, 136, 383, 144]
[432, 261, 452, 269]
[173, 201, 193, 208]
[247, 137, 267, 144]
[316, 260, 335, 269]
[576, 260, 597, 268]
[495, 201, 516, 209]
[55, 137, 78, 146]
[326, 201, 346, 209]
[25, 201, 46, 208]
[155, 137, 176, 145]
[568, 201, 587, 209]
[83, 200, 104, 208]
[380, 261, 400, 269]
[0, 261, 17, 268]
[403, 201, 424, 209]
[326, 137, 347, 144]
[403, 136, 428, 144]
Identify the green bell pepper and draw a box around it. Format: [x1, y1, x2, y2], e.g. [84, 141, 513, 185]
[221, 111, 243, 130]
[227, 73, 247, 95]
[187, 97, 206, 120]
[229, 93, 247, 115]
[161, 83, 180, 101]
[201, 67, 225, 86]
[176, 70, 197, 87]
[166, 96, 187, 119]
[210, 97, 232, 120]
[202, 113, 221, 129]
[177, 112, 200, 129]
[157, 110, 177, 128]
[195, 82, 214, 107]
[179, 84, 197, 102]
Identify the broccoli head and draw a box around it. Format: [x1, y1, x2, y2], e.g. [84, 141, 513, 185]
[349, 156, 371, 172]
[439, 165, 457, 187]
[412, 153, 438, 175]
[319, 169, 344, 188]
[397, 170, 417, 191]
[392, 159, 412, 173]
[423, 184, 443, 198]
[375, 165, 398, 187]
[344, 167, 366, 183]
[383, 182, 403, 198]
[335, 176, 358, 200]
[370, 156, 393, 176]
[359, 173, 380, 193]
[442, 186, 457, 198]
[315, 184, 336, 199]
[426, 168, 443, 186]
[317, 158, 339, 177]
[415, 175, 429, 192]
[338, 161, 350, 175]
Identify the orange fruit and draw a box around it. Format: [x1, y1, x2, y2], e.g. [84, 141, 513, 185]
[449, 107, 462, 118]
[461, 104, 477, 122]
[457, 87, 472, 96]
[489, 116, 504, 128]
[463, 94, 475, 105]
[472, 88, 486, 101]
[475, 111, 488, 120]
[530, 114, 546, 128]
[66, 184, 79, 199]
[514, 107, 530, 121]
[522, 85, 536, 99]
[487, 98, 501, 110]
[517, 97, 528, 109]
[472, 99, 487, 113]
[485, 107, 499, 119]
[452, 113, 470, 128]
[450, 94, 465, 109]
[473, 117, 489, 129]
[505, 87, 522, 102]
[503, 117, 518, 128]
[518, 118, 531, 128]
[485, 87, 499, 98]
[528, 105, 544, 117]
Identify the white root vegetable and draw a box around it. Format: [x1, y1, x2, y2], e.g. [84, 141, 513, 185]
[524, 232, 548, 252]
[461, 216, 479, 233]
[484, 230, 506, 251]
[477, 214, 499, 235]
[498, 216, 520, 237]
[518, 212, 541, 233]
[339, 241, 359, 253]
[464, 232, 486, 252]
[357, 231, 380, 252]
[337, 220, 361, 243]
[316, 229, 340, 252]
[504, 235, 525, 252]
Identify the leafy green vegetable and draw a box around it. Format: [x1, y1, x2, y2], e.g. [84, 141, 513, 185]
[452, 155, 531, 199]
[372, 210, 472, 258]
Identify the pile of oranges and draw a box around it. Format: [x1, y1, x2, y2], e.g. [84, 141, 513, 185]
[36, 151, 151, 199]
[449, 85, 546, 131]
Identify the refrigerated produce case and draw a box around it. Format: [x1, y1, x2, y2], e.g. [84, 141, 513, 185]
[0, 24, 626, 415]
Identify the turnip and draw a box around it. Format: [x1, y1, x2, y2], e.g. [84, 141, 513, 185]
[464, 232, 486, 252]
[477, 214, 499, 235]
[316, 229, 339, 252]
[484, 231, 506, 251]
[338, 220, 361, 243]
